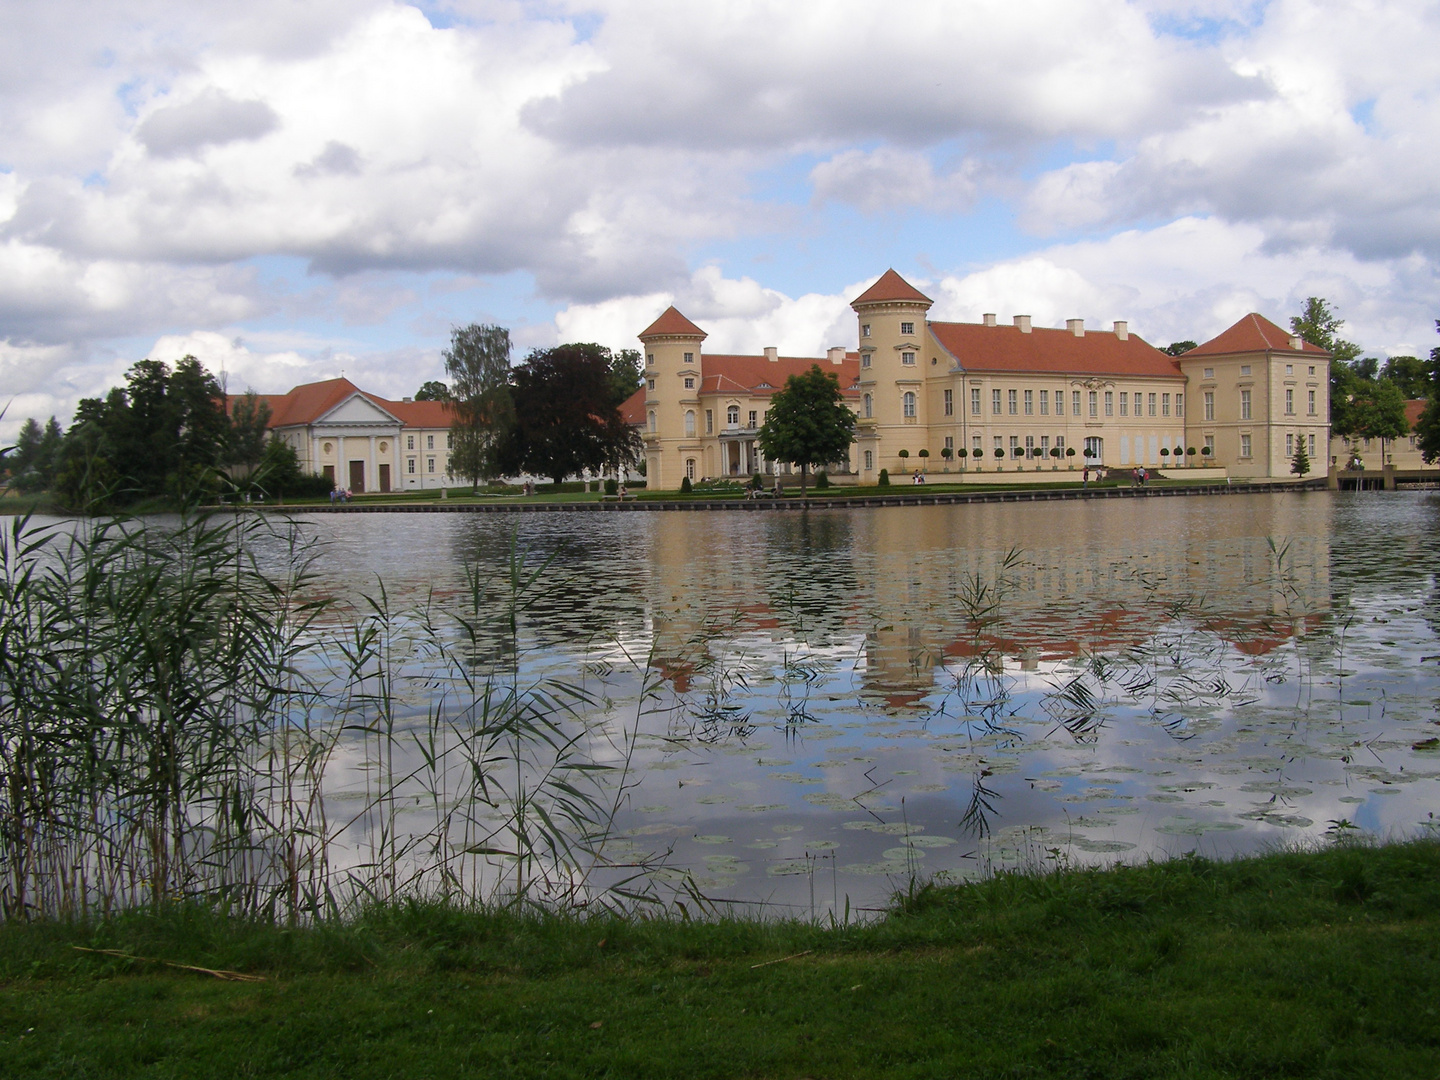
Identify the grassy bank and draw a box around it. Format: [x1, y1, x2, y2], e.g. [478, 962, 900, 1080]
[3, 840, 1438, 1078]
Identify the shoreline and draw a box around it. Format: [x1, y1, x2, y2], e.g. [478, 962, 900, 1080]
[262, 477, 1328, 513]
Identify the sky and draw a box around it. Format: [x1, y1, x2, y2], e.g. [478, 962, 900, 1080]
[2, 0, 1438, 438]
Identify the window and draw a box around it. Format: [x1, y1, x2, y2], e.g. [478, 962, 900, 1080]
[992, 389, 1002, 414]
[1056, 435, 1065, 451]
[971, 387, 981, 414]
[1204, 392, 1214, 420]
[1041, 435, 1050, 456]
[1088, 390, 1098, 418]
[406, 435, 414, 450]
[747, 410, 757, 428]
[1286, 433, 1294, 457]
[427, 457, 436, 473]
[684, 352, 694, 363]
[446, 433, 453, 449]
[1240, 364, 1252, 376]
[1176, 393, 1184, 417]
[1285, 364, 1293, 375]
[1147, 393, 1157, 417]
[861, 352, 871, 369]
[705, 409, 713, 434]
[864, 450, 873, 471]
[900, 321, 914, 335]
[944, 436, 953, 449]
[973, 435, 983, 456]
[647, 378, 656, 390]
[686, 458, 696, 479]
[1308, 390, 1316, 415]
[901, 351, 915, 365]
[994, 435, 1003, 454]
[684, 376, 694, 389]
[727, 405, 739, 426]
[1119, 392, 1128, 416]
[1025, 435, 1035, 457]
[646, 353, 654, 364]
[648, 410, 656, 433]
[1162, 393, 1170, 417]
[407, 457, 415, 474]
[1203, 367, 1214, 379]
[1008, 389, 1018, 415]
[1240, 434, 1252, 458]
[944, 389, 953, 416]
[1104, 390, 1113, 416]
[1285, 389, 1294, 415]
[903, 391, 916, 418]
[1072, 390, 1081, 415]
[862, 324, 871, 338]
[1240, 389, 1252, 420]
[863, 393, 873, 418]
[1309, 365, 1316, 375]
[684, 410, 695, 436]
[1308, 434, 1316, 457]
[1024, 389, 1033, 415]
[427, 435, 435, 450]
[1040, 390, 1049, 415]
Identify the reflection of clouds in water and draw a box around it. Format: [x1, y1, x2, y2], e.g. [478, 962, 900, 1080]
[266, 493, 1440, 914]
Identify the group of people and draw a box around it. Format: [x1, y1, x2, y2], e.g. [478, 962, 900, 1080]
[1130, 467, 1149, 487]
[327, 488, 353, 503]
[910, 471, 927, 485]
[744, 477, 784, 498]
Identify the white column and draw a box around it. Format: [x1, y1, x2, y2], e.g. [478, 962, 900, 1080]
[369, 435, 377, 493]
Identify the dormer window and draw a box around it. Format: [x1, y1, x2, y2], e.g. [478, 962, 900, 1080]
[901, 351, 915, 365]
[900, 322, 914, 335]
[684, 352, 694, 363]
[861, 324, 871, 338]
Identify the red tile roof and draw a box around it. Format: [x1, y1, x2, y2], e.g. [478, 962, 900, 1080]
[639, 306, 707, 340]
[928, 322, 1183, 379]
[1406, 398, 1427, 427]
[383, 399, 453, 427]
[619, 387, 647, 426]
[1187, 313, 1330, 358]
[700, 354, 862, 397]
[229, 377, 456, 430]
[851, 269, 933, 307]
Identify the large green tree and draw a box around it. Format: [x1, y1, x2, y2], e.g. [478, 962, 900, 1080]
[1350, 378, 1410, 464]
[444, 324, 513, 487]
[607, 348, 643, 407]
[1379, 355, 1433, 400]
[1414, 321, 1440, 464]
[7, 416, 63, 493]
[414, 380, 450, 402]
[757, 364, 857, 498]
[1162, 341, 1197, 357]
[227, 391, 272, 473]
[494, 344, 642, 485]
[1291, 297, 1367, 437]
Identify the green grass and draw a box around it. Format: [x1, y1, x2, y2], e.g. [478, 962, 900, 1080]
[3, 841, 1438, 1078]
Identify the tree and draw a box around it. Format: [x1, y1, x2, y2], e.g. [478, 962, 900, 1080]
[415, 380, 451, 402]
[1163, 341, 1197, 357]
[1376, 355, 1432, 400]
[756, 364, 856, 498]
[1291, 439, 1311, 477]
[1417, 321, 1440, 464]
[444, 324, 513, 487]
[495, 343, 642, 485]
[1291, 297, 1361, 363]
[607, 348, 643, 408]
[1350, 378, 1410, 464]
[227, 391, 272, 472]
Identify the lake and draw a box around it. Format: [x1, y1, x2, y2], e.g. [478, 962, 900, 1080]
[268, 489, 1440, 916]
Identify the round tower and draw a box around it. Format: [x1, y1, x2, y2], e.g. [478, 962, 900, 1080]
[850, 269, 934, 482]
[638, 306, 707, 491]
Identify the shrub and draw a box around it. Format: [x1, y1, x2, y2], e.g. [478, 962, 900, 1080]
[680, 476, 692, 493]
[815, 471, 830, 489]
[604, 478, 618, 496]
[878, 468, 890, 487]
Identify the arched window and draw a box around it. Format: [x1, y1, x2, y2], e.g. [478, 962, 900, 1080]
[863, 393, 872, 418]
[686, 458, 696, 479]
[684, 410, 695, 436]
[727, 405, 739, 426]
[903, 391, 916, 418]
[647, 410, 656, 433]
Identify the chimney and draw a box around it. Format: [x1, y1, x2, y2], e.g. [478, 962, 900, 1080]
[1288, 334, 1304, 350]
[1113, 320, 1128, 341]
[982, 313, 997, 327]
[1013, 315, 1032, 333]
[764, 346, 778, 362]
[402, 396, 413, 402]
[1067, 318, 1085, 337]
[827, 346, 846, 365]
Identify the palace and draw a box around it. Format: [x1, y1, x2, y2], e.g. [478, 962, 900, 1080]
[632, 269, 1333, 490]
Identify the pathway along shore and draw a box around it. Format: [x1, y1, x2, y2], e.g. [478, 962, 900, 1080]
[264, 478, 1328, 514]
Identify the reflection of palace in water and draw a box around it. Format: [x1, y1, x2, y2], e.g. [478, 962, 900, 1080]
[639, 498, 1334, 709]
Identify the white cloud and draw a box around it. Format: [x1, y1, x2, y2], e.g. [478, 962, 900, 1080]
[136, 89, 280, 157]
[810, 149, 982, 213]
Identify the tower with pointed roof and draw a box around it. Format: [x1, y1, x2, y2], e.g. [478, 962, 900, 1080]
[638, 305, 707, 490]
[851, 269, 935, 478]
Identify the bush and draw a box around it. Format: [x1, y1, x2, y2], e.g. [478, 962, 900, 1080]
[878, 468, 890, 487]
[604, 478, 618, 496]
[815, 471, 830, 489]
[679, 476, 692, 494]
[752, 473, 763, 489]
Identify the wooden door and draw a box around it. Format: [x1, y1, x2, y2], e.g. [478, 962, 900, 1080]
[378, 464, 391, 493]
[349, 460, 365, 493]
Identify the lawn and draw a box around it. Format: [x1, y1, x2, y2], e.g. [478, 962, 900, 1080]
[2, 841, 1437, 1078]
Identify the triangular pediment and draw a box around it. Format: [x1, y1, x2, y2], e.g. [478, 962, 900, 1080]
[318, 393, 402, 425]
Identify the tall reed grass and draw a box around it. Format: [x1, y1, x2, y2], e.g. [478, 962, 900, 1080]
[0, 511, 647, 924]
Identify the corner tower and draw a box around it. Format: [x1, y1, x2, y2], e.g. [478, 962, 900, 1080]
[851, 270, 934, 483]
[638, 306, 707, 491]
